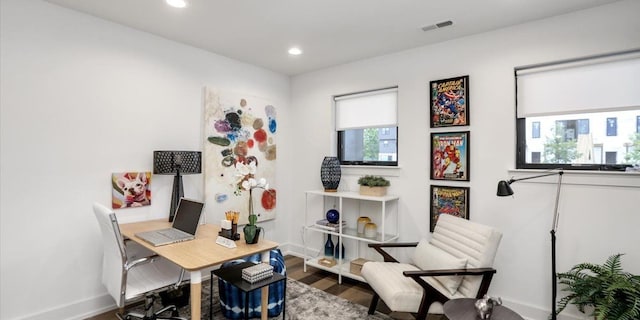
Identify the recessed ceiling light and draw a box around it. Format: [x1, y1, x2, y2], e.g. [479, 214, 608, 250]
[288, 47, 303, 55]
[166, 0, 187, 8]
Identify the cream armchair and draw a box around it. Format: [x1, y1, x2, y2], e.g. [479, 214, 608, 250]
[361, 214, 502, 320]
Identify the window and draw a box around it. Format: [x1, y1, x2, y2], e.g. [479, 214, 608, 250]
[515, 50, 640, 170]
[578, 119, 590, 134]
[335, 87, 398, 166]
[532, 122, 540, 138]
[606, 118, 617, 136]
[605, 152, 617, 164]
[531, 152, 541, 163]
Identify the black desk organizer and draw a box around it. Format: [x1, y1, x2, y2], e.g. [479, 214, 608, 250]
[218, 229, 240, 240]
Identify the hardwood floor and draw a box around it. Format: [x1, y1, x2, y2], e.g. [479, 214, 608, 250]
[86, 255, 445, 320]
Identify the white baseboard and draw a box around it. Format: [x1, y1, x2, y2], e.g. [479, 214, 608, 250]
[15, 294, 115, 320]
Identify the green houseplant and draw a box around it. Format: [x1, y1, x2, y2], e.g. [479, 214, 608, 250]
[357, 175, 390, 196]
[556, 253, 640, 320]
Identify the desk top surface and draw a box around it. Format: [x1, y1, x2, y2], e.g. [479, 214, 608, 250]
[443, 298, 524, 320]
[120, 219, 278, 271]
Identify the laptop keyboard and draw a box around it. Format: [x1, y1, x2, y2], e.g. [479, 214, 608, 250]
[158, 228, 188, 239]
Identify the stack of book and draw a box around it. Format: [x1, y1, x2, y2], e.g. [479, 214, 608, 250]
[315, 219, 347, 232]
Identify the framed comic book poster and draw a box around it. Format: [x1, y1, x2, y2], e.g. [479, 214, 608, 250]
[431, 131, 470, 181]
[430, 75, 469, 128]
[430, 185, 469, 232]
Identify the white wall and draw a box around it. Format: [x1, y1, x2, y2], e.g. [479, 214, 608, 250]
[0, 0, 292, 319]
[2, 0, 640, 320]
[289, 1, 640, 319]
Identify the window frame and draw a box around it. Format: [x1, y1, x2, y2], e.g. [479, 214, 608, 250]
[515, 50, 640, 172]
[335, 87, 399, 167]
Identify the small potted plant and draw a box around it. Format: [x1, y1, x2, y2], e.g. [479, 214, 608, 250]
[357, 175, 390, 196]
[556, 253, 640, 320]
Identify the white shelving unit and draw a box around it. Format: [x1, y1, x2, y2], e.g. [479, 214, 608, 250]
[303, 190, 399, 283]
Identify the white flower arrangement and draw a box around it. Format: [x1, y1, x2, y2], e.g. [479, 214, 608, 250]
[233, 161, 272, 223]
[242, 177, 269, 192]
[234, 161, 270, 194]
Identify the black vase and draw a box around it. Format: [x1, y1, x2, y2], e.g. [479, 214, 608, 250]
[320, 156, 341, 192]
[334, 238, 345, 260]
[324, 234, 335, 258]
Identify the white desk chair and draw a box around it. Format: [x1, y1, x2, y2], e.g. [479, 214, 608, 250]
[93, 203, 188, 320]
[361, 214, 502, 320]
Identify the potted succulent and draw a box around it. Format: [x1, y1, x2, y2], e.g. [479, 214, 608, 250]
[357, 175, 390, 196]
[556, 253, 640, 320]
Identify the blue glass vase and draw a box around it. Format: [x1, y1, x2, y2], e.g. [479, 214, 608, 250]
[324, 234, 334, 258]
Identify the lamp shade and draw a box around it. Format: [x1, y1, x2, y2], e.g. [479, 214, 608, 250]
[496, 180, 514, 196]
[153, 151, 201, 175]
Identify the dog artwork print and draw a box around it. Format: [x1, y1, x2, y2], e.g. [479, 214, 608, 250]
[112, 172, 152, 209]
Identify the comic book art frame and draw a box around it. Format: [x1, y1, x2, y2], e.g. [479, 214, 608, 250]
[430, 185, 470, 232]
[430, 131, 470, 181]
[430, 75, 469, 128]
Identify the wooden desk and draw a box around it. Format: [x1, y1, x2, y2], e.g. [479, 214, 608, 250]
[120, 220, 278, 320]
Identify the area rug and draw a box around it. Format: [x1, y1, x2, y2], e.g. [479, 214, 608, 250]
[137, 278, 393, 320]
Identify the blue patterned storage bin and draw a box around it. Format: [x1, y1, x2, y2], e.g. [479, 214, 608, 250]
[217, 249, 286, 319]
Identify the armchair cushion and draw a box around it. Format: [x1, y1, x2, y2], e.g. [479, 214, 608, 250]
[361, 261, 465, 314]
[412, 239, 467, 295]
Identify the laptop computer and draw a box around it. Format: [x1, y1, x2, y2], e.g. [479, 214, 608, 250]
[135, 198, 205, 247]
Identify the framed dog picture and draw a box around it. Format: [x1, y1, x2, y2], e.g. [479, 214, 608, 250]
[430, 185, 470, 232]
[431, 131, 470, 181]
[112, 172, 152, 209]
[430, 75, 469, 128]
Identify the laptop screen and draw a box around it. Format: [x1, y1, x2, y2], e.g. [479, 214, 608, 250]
[172, 198, 205, 235]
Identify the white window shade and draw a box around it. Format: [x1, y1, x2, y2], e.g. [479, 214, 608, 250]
[335, 88, 397, 130]
[516, 52, 640, 118]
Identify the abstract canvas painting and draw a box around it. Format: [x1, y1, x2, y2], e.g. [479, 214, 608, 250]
[203, 87, 277, 224]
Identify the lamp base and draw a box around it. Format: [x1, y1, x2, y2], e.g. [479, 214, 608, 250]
[169, 173, 184, 222]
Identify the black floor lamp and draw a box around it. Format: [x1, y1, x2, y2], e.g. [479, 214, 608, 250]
[497, 169, 564, 320]
[153, 151, 202, 222]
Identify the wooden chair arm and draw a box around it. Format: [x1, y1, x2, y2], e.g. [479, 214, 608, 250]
[403, 267, 496, 277]
[368, 242, 419, 262]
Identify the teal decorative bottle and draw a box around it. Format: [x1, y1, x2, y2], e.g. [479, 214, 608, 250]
[324, 234, 335, 258]
[334, 237, 345, 260]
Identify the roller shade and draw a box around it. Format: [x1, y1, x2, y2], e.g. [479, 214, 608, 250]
[516, 51, 640, 118]
[335, 88, 397, 130]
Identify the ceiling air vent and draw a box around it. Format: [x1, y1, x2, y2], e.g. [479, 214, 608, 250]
[421, 20, 453, 32]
